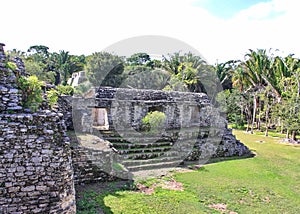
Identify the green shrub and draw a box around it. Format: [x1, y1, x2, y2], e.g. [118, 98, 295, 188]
[6, 61, 17, 71]
[18, 75, 44, 112]
[56, 85, 74, 96]
[229, 114, 246, 129]
[142, 111, 166, 133]
[74, 81, 93, 95]
[47, 88, 59, 109]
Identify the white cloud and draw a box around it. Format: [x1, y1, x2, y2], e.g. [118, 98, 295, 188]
[1, 0, 299, 64]
[234, 1, 284, 21]
[225, 0, 300, 61]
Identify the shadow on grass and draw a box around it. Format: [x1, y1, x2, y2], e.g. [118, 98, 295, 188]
[76, 179, 135, 214]
[183, 152, 256, 169]
[208, 152, 255, 163]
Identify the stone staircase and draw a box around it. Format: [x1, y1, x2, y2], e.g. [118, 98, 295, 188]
[98, 129, 185, 171]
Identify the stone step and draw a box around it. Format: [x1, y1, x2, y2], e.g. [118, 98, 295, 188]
[122, 156, 183, 167]
[112, 141, 173, 149]
[99, 129, 181, 137]
[102, 136, 174, 143]
[126, 160, 183, 172]
[117, 146, 172, 154]
[123, 150, 179, 160]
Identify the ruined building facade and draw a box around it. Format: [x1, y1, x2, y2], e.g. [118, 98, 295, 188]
[72, 87, 251, 172]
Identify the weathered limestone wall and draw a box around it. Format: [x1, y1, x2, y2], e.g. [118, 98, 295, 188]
[72, 87, 211, 134]
[93, 88, 250, 159]
[0, 43, 76, 213]
[0, 44, 22, 113]
[71, 87, 251, 172]
[0, 112, 76, 213]
[58, 96, 74, 130]
[71, 145, 129, 184]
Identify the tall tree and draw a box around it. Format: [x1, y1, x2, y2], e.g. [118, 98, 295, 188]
[126, 53, 151, 66]
[162, 52, 212, 93]
[242, 49, 267, 133]
[85, 52, 125, 87]
[215, 60, 239, 90]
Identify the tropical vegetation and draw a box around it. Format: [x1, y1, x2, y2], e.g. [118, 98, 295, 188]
[6, 45, 300, 140]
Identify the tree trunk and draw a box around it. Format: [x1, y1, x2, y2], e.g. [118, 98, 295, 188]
[286, 130, 289, 139]
[251, 95, 257, 134]
[257, 100, 261, 131]
[292, 131, 296, 140]
[63, 70, 67, 86]
[265, 106, 269, 137]
[55, 71, 61, 85]
[297, 73, 300, 97]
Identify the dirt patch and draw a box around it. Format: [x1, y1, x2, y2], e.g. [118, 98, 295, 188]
[208, 203, 238, 214]
[132, 167, 193, 180]
[209, 203, 228, 212]
[135, 177, 184, 195]
[136, 183, 155, 195]
[161, 178, 184, 191]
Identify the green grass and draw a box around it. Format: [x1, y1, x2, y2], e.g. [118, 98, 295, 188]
[77, 130, 300, 213]
[228, 123, 289, 138]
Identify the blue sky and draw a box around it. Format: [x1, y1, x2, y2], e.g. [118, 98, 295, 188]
[193, 0, 272, 18]
[1, 0, 299, 64]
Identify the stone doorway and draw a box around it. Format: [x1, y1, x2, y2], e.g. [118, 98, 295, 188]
[92, 108, 109, 130]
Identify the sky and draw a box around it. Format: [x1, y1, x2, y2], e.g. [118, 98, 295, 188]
[1, 0, 299, 64]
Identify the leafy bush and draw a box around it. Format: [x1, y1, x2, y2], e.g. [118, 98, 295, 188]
[18, 75, 44, 112]
[47, 88, 59, 109]
[229, 114, 246, 129]
[74, 81, 93, 95]
[6, 61, 17, 71]
[56, 85, 74, 95]
[142, 111, 166, 133]
[24, 60, 56, 84]
[45, 85, 74, 109]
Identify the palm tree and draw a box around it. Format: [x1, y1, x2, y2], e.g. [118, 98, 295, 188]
[284, 55, 300, 97]
[232, 66, 250, 92]
[51, 51, 85, 85]
[51, 51, 70, 85]
[162, 52, 208, 93]
[215, 60, 239, 90]
[242, 50, 264, 133]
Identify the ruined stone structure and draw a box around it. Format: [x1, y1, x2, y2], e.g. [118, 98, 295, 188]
[0, 41, 251, 212]
[0, 43, 76, 213]
[67, 71, 87, 87]
[72, 87, 251, 172]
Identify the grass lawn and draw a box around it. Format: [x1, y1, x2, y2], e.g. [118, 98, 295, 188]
[77, 130, 300, 214]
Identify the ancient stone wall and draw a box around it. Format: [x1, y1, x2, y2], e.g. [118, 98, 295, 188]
[71, 145, 132, 184]
[57, 95, 132, 184]
[0, 112, 76, 213]
[58, 96, 74, 130]
[0, 43, 76, 213]
[72, 146, 114, 184]
[71, 87, 251, 171]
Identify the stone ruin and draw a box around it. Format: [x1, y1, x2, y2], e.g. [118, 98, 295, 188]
[0, 43, 76, 213]
[72, 87, 251, 172]
[67, 71, 87, 87]
[0, 41, 251, 212]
